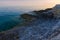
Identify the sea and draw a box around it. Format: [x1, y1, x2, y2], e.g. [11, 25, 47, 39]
[0, 7, 25, 32]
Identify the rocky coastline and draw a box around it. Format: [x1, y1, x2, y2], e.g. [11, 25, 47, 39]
[0, 8, 60, 40]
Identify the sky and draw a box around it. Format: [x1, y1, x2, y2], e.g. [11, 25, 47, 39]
[0, 0, 60, 10]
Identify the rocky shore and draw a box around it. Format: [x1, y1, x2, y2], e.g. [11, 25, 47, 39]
[0, 8, 60, 40]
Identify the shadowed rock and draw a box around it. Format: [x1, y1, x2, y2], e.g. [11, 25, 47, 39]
[33, 8, 54, 19]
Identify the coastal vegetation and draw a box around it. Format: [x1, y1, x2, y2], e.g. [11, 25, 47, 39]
[21, 13, 37, 21]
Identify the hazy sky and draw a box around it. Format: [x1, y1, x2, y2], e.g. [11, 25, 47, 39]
[0, 0, 60, 10]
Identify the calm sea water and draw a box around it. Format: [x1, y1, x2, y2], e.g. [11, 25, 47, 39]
[0, 10, 23, 32]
